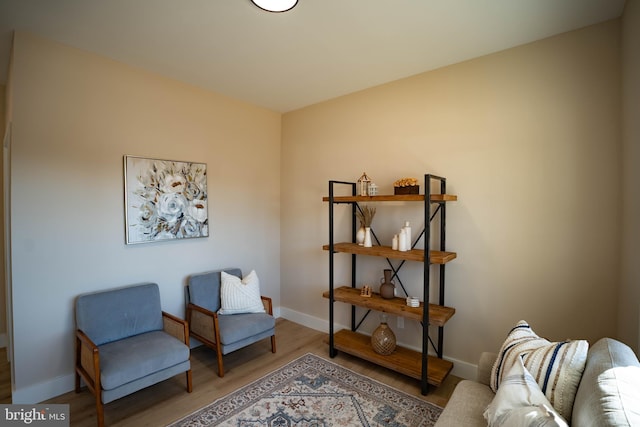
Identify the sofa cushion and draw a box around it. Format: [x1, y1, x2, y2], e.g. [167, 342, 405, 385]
[484, 357, 567, 426]
[219, 270, 265, 315]
[76, 283, 163, 346]
[98, 330, 190, 390]
[571, 338, 640, 426]
[490, 320, 587, 422]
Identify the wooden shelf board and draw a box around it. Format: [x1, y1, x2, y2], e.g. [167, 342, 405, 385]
[323, 286, 455, 327]
[325, 329, 453, 387]
[322, 242, 457, 264]
[322, 194, 457, 203]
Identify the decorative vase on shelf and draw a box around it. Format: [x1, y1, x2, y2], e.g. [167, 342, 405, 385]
[356, 226, 366, 246]
[355, 205, 376, 244]
[371, 314, 396, 355]
[379, 269, 395, 299]
[363, 227, 372, 247]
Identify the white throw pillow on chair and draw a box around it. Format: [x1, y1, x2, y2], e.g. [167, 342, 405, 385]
[219, 270, 265, 315]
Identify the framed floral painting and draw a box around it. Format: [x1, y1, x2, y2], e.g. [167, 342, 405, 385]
[124, 155, 208, 244]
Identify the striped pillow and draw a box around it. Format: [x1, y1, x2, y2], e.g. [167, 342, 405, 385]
[490, 320, 588, 422]
[484, 357, 568, 426]
[218, 270, 265, 315]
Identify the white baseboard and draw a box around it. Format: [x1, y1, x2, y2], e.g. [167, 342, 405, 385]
[446, 356, 477, 380]
[11, 373, 75, 404]
[278, 307, 477, 380]
[278, 307, 331, 332]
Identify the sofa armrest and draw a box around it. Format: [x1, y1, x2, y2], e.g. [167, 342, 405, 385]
[162, 311, 189, 345]
[434, 380, 494, 427]
[477, 352, 497, 386]
[261, 295, 273, 315]
[75, 329, 101, 393]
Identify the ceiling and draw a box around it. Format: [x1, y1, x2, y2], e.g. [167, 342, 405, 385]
[0, 0, 627, 112]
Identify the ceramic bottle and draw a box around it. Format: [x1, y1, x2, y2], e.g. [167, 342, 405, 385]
[379, 269, 395, 299]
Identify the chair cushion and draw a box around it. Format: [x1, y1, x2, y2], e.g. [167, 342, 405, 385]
[76, 283, 163, 346]
[188, 268, 242, 312]
[98, 330, 190, 390]
[218, 312, 275, 346]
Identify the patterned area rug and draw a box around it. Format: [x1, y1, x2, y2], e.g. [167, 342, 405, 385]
[169, 353, 442, 427]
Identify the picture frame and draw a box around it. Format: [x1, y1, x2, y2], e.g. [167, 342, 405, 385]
[124, 155, 209, 244]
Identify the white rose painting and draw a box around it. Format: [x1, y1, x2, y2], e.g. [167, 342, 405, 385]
[124, 155, 209, 244]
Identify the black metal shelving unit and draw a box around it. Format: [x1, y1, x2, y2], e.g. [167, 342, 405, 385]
[324, 174, 457, 395]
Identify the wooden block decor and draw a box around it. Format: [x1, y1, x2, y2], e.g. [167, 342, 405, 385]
[360, 286, 372, 297]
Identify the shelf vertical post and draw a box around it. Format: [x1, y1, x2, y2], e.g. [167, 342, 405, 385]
[438, 177, 447, 358]
[328, 181, 336, 357]
[421, 174, 431, 395]
[351, 193, 357, 331]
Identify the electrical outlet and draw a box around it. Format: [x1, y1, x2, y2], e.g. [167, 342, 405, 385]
[397, 316, 404, 329]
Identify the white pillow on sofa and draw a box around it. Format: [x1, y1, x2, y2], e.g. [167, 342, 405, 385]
[219, 270, 265, 315]
[484, 357, 568, 427]
[490, 320, 588, 422]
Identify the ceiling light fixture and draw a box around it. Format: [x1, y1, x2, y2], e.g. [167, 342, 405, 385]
[250, 0, 298, 13]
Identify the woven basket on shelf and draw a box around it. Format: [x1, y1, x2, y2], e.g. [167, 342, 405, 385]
[394, 185, 419, 195]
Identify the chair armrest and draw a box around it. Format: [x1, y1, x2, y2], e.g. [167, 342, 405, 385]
[75, 329, 100, 392]
[162, 311, 189, 345]
[261, 295, 273, 315]
[186, 302, 220, 346]
[477, 352, 498, 386]
[186, 302, 217, 318]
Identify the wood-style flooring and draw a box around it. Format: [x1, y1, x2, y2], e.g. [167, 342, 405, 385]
[3, 319, 460, 426]
[0, 346, 10, 404]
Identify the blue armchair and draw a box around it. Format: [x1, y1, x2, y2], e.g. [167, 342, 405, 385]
[74, 283, 192, 427]
[186, 268, 276, 377]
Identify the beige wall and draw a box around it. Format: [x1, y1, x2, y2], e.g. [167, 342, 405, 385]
[281, 20, 622, 370]
[6, 10, 635, 404]
[8, 32, 281, 402]
[619, 0, 640, 351]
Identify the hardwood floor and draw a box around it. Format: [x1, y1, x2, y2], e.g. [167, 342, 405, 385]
[7, 319, 460, 426]
[0, 347, 11, 404]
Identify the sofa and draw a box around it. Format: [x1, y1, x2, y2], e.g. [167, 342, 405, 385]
[75, 283, 193, 427]
[435, 337, 640, 426]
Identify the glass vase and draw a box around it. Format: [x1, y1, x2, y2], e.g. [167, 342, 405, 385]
[371, 314, 396, 355]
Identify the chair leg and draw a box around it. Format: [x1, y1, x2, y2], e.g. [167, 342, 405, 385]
[186, 370, 193, 392]
[95, 392, 104, 427]
[216, 348, 225, 377]
[74, 370, 81, 393]
[271, 335, 277, 353]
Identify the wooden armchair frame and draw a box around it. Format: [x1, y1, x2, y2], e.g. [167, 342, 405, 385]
[74, 311, 193, 427]
[187, 296, 276, 377]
